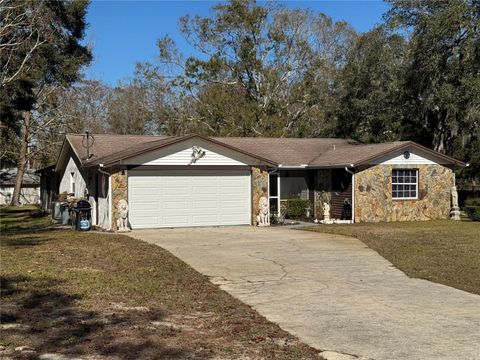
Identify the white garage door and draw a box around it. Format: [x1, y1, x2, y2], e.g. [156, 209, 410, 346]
[128, 169, 251, 229]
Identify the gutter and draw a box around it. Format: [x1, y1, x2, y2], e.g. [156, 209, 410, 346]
[278, 164, 308, 169]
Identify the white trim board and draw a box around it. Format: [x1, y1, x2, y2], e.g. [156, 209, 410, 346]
[370, 147, 443, 165]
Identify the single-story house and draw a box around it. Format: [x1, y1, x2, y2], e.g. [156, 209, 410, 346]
[1, 168, 40, 205]
[38, 133, 465, 230]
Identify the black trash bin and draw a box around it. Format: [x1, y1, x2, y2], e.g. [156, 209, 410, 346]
[71, 200, 92, 231]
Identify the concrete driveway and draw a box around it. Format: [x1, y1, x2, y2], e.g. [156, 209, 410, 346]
[131, 226, 480, 360]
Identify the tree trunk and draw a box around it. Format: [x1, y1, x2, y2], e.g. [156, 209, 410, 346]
[10, 111, 30, 206]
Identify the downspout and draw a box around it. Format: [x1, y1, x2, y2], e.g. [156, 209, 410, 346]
[98, 164, 111, 231]
[345, 166, 355, 224]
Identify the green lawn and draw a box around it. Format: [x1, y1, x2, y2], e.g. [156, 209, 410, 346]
[0, 207, 319, 359]
[303, 220, 480, 295]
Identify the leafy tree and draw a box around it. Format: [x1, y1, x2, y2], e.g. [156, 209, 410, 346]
[106, 63, 173, 135]
[386, 0, 480, 158]
[335, 27, 406, 143]
[0, 0, 92, 205]
[157, 0, 356, 137]
[31, 80, 110, 167]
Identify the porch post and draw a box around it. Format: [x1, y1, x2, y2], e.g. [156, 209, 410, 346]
[351, 170, 355, 223]
[277, 173, 281, 217]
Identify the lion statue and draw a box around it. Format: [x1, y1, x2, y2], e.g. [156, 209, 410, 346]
[116, 199, 130, 232]
[256, 196, 270, 226]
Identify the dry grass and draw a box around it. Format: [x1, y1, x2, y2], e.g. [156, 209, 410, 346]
[1, 207, 320, 359]
[303, 220, 480, 295]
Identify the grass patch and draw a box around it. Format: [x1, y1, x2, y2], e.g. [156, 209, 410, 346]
[0, 205, 51, 234]
[0, 207, 320, 359]
[303, 220, 480, 295]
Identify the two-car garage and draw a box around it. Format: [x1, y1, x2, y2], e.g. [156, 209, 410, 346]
[128, 169, 251, 229]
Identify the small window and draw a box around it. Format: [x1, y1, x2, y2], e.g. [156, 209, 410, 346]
[70, 172, 76, 194]
[392, 169, 418, 199]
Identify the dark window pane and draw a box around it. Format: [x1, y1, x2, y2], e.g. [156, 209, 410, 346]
[392, 191, 398, 198]
[269, 175, 278, 197]
[269, 198, 278, 213]
[280, 175, 308, 199]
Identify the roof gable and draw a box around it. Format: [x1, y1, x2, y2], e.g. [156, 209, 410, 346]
[124, 138, 250, 166]
[95, 134, 277, 167]
[354, 142, 465, 167]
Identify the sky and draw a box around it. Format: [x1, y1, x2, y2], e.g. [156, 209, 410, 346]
[83, 1, 390, 85]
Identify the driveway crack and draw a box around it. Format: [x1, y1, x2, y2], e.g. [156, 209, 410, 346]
[247, 253, 289, 281]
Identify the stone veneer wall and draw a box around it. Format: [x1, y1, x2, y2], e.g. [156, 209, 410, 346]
[314, 169, 332, 220]
[251, 166, 269, 225]
[111, 170, 128, 231]
[355, 164, 453, 222]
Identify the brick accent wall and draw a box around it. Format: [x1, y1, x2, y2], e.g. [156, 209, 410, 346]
[251, 166, 268, 225]
[354, 164, 454, 222]
[111, 170, 128, 231]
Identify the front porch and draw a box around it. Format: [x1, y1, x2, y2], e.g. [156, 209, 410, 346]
[268, 168, 354, 222]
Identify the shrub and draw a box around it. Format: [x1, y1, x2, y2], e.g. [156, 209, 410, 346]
[465, 198, 480, 221]
[285, 199, 311, 219]
[465, 198, 480, 206]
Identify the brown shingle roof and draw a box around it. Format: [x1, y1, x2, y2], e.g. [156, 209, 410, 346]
[66, 134, 172, 166]
[308, 141, 409, 167]
[1, 168, 40, 186]
[214, 137, 355, 166]
[64, 134, 464, 168]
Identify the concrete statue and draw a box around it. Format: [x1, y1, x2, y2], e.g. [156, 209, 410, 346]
[116, 199, 130, 231]
[256, 196, 270, 226]
[450, 186, 460, 221]
[323, 202, 331, 221]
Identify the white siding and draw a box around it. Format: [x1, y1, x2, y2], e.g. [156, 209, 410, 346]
[128, 169, 251, 229]
[371, 148, 441, 165]
[124, 138, 256, 166]
[140, 147, 247, 166]
[97, 174, 110, 229]
[0, 186, 39, 205]
[59, 157, 87, 197]
[97, 196, 109, 229]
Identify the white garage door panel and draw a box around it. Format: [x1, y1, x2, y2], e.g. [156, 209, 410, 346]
[128, 170, 251, 228]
